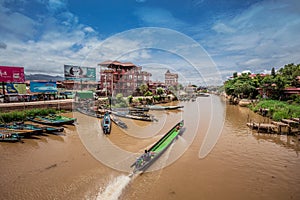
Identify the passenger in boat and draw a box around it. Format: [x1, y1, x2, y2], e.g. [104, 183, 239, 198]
[149, 151, 155, 158]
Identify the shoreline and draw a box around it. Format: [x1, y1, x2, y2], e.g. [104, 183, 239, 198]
[0, 99, 74, 112]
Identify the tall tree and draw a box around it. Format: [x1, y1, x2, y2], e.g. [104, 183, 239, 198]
[271, 67, 276, 77]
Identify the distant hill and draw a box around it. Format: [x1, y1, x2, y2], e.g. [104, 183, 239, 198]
[25, 74, 64, 81]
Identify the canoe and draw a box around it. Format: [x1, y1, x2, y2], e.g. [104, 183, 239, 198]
[0, 132, 22, 142]
[1, 122, 64, 135]
[76, 107, 102, 118]
[135, 105, 184, 110]
[110, 114, 128, 129]
[101, 112, 112, 134]
[131, 120, 184, 173]
[111, 111, 154, 122]
[28, 115, 76, 126]
[0, 126, 39, 137]
[1, 123, 44, 135]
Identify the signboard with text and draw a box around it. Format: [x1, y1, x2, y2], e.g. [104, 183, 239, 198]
[64, 65, 96, 81]
[30, 81, 57, 93]
[6, 83, 27, 94]
[0, 66, 25, 82]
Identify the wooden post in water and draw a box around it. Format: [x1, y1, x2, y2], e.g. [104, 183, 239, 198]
[279, 125, 282, 134]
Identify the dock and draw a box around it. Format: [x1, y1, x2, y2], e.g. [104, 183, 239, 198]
[247, 118, 300, 135]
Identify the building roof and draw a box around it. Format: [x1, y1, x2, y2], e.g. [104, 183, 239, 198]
[98, 60, 136, 68]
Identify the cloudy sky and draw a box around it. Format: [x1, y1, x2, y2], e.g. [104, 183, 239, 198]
[0, 0, 299, 85]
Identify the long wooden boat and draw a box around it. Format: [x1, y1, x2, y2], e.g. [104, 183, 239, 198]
[0, 132, 22, 142]
[1, 123, 43, 135]
[101, 112, 112, 134]
[0, 126, 38, 138]
[135, 105, 184, 110]
[110, 114, 127, 129]
[76, 107, 102, 118]
[111, 111, 154, 122]
[131, 120, 184, 173]
[28, 115, 76, 126]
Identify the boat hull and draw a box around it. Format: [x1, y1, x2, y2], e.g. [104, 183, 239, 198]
[101, 113, 112, 134]
[131, 120, 184, 173]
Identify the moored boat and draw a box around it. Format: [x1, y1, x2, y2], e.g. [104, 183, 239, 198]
[110, 111, 154, 122]
[135, 105, 184, 110]
[1, 123, 44, 135]
[76, 107, 102, 118]
[0, 126, 38, 138]
[131, 120, 184, 173]
[101, 112, 112, 134]
[28, 115, 76, 126]
[0, 132, 22, 142]
[110, 114, 127, 129]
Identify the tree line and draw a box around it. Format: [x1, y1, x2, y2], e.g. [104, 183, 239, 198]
[224, 63, 300, 101]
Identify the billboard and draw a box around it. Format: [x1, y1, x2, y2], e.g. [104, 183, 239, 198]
[64, 65, 96, 81]
[6, 83, 27, 94]
[30, 81, 57, 93]
[0, 66, 25, 82]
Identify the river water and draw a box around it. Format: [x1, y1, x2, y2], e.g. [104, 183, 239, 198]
[0, 95, 299, 200]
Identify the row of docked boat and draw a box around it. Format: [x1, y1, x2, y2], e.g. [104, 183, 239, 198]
[74, 102, 186, 175]
[0, 114, 76, 142]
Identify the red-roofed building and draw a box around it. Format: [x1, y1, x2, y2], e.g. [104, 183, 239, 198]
[97, 60, 151, 96]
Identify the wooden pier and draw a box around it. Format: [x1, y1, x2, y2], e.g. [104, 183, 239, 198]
[247, 118, 300, 135]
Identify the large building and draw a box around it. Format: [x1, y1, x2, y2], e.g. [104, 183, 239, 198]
[165, 70, 178, 86]
[98, 60, 151, 96]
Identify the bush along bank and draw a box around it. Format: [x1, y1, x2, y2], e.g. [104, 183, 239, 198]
[0, 108, 57, 123]
[248, 99, 300, 121]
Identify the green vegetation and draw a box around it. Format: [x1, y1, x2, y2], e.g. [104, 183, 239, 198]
[224, 63, 300, 121]
[144, 91, 153, 96]
[224, 72, 258, 99]
[0, 108, 57, 123]
[112, 93, 128, 108]
[249, 100, 300, 121]
[127, 95, 133, 104]
[224, 63, 300, 100]
[139, 84, 148, 96]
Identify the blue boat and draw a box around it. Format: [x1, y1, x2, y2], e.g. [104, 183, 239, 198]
[101, 112, 112, 134]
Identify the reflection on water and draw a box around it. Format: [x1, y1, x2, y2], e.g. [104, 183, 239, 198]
[252, 131, 300, 155]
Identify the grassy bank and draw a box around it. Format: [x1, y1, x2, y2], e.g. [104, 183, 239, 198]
[249, 100, 300, 121]
[0, 108, 57, 123]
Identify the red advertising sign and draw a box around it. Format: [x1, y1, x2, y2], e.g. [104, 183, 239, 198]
[0, 66, 25, 82]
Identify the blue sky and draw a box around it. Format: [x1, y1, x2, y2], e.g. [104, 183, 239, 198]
[0, 0, 299, 85]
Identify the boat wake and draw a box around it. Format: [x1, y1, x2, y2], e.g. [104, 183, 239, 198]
[96, 173, 138, 200]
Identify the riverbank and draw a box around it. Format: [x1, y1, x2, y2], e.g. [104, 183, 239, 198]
[0, 99, 74, 112]
[248, 99, 300, 121]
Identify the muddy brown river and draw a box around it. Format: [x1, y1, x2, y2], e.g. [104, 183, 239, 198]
[0, 95, 299, 200]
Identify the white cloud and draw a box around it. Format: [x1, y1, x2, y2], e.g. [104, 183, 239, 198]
[212, 23, 235, 34]
[47, 0, 66, 12]
[84, 26, 95, 33]
[205, 0, 300, 77]
[134, 7, 187, 29]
